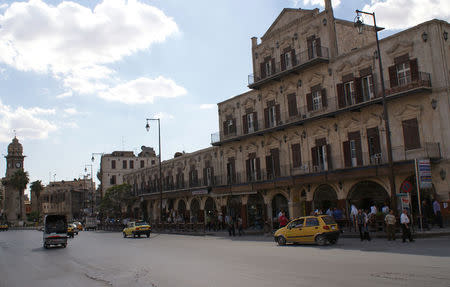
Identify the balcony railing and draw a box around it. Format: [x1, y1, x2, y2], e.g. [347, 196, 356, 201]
[248, 46, 329, 87]
[386, 72, 431, 96]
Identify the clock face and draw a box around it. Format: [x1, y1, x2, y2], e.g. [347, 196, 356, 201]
[15, 162, 22, 168]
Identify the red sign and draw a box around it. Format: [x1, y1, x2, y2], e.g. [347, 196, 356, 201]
[401, 181, 413, 193]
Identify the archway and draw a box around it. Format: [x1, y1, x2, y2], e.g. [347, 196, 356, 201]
[190, 198, 201, 223]
[272, 193, 289, 229]
[313, 184, 337, 212]
[177, 199, 187, 222]
[247, 193, 265, 230]
[204, 197, 216, 218]
[227, 196, 241, 219]
[347, 181, 389, 211]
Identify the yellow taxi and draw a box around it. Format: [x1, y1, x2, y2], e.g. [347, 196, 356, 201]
[274, 215, 339, 246]
[123, 221, 151, 238]
[0, 223, 8, 231]
[67, 224, 76, 238]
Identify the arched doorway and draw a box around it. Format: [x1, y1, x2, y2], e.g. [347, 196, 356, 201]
[190, 198, 201, 223]
[204, 197, 216, 219]
[177, 200, 186, 222]
[227, 196, 241, 219]
[347, 181, 389, 211]
[247, 193, 264, 230]
[313, 184, 337, 212]
[272, 193, 289, 228]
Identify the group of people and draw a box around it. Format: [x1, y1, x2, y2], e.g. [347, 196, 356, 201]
[224, 214, 244, 236]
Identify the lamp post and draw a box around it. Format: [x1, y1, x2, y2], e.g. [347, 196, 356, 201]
[354, 10, 397, 212]
[145, 118, 163, 223]
[85, 164, 94, 215]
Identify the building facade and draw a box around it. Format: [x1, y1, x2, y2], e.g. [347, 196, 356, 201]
[98, 146, 158, 197]
[125, 0, 450, 228]
[40, 178, 95, 221]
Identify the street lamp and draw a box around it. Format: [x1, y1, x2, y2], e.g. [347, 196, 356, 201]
[354, 10, 397, 212]
[85, 164, 94, 215]
[145, 118, 163, 223]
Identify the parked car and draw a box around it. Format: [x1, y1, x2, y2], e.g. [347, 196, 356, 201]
[123, 221, 151, 238]
[67, 223, 78, 238]
[0, 223, 8, 231]
[274, 215, 339, 246]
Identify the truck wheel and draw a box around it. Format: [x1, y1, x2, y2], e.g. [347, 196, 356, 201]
[62, 244, 67, 248]
[44, 244, 48, 249]
[146, 233, 150, 238]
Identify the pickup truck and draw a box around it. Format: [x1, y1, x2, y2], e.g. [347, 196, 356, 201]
[43, 214, 68, 249]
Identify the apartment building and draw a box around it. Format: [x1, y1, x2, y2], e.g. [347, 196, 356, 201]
[124, 0, 450, 228]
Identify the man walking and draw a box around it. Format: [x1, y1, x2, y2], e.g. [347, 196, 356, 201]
[385, 210, 396, 241]
[357, 209, 370, 241]
[433, 198, 443, 228]
[400, 209, 414, 243]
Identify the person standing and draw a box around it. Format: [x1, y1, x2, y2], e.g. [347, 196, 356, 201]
[433, 198, 443, 228]
[279, 212, 288, 228]
[400, 209, 414, 243]
[351, 203, 358, 232]
[356, 209, 366, 241]
[385, 210, 396, 241]
[237, 216, 244, 236]
[218, 213, 223, 230]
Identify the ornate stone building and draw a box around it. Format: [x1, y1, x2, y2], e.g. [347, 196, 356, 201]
[124, 0, 450, 228]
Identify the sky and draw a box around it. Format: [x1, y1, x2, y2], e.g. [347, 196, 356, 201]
[0, 0, 449, 194]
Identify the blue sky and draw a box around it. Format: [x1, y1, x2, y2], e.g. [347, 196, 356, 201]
[0, 0, 449, 193]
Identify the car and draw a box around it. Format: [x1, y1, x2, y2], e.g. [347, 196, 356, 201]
[274, 215, 340, 246]
[122, 221, 151, 238]
[73, 221, 83, 231]
[67, 224, 76, 238]
[0, 223, 8, 231]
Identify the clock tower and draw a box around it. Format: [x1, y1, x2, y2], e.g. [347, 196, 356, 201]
[4, 137, 26, 222]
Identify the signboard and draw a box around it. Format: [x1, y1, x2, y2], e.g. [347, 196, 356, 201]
[192, 189, 208, 196]
[397, 193, 410, 210]
[400, 181, 413, 193]
[418, 159, 432, 189]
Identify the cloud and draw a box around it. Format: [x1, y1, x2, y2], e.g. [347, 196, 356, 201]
[153, 112, 174, 120]
[199, 104, 216, 110]
[292, 0, 341, 8]
[56, 91, 73, 99]
[0, 100, 58, 142]
[99, 76, 187, 104]
[0, 0, 180, 97]
[0, 4, 7, 10]
[363, 0, 450, 30]
[63, 108, 78, 115]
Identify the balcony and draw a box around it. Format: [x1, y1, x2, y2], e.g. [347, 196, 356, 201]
[248, 46, 329, 89]
[386, 72, 432, 98]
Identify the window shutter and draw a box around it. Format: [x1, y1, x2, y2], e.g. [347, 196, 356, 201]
[253, 112, 258, 131]
[355, 138, 363, 166]
[210, 167, 214, 185]
[256, 158, 261, 180]
[343, 141, 351, 167]
[272, 148, 280, 177]
[242, 115, 248, 134]
[326, 144, 332, 170]
[246, 159, 250, 181]
[291, 49, 296, 65]
[402, 118, 420, 150]
[321, 88, 327, 107]
[223, 121, 228, 136]
[307, 37, 314, 59]
[337, 83, 345, 108]
[315, 38, 322, 57]
[355, 77, 363, 103]
[271, 58, 276, 75]
[281, 53, 286, 71]
[266, 155, 273, 179]
[388, 65, 398, 88]
[260, 62, 266, 79]
[275, 104, 281, 124]
[410, 58, 419, 82]
[230, 159, 236, 183]
[367, 127, 381, 155]
[292, 143, 301, 168]
[287, 94, 298, 116]
[203, 168, 207, 186]
[264, 108, 270, 128]
[311, 146, 318, 168]
[306, 93, 313, 111]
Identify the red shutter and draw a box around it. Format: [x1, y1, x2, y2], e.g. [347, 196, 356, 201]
[256, 158, 261, 180]
[306, 93, 313, 111]
[260, 62, 266, 79]
[242, 115, 248, 134]
[275, 104, 281, 124]
[337, 83, 346, 108]
[388, 65, 398, 88]
[311, 146, 318, 168]
[281, 53, 286, 71]
[253, 112, 258, 131]
[321, 89, 327, 107]
[343, 141, 351, 167]
[223, 121, 228, 136]
[264, 108, 269, 128]
[410, 58, 418, 82]
[326, 144, 332, 170]
[271, 58, 276, 75]
[355, 77, 363, 103]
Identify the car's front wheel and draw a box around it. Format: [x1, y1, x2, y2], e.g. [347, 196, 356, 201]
[123, 232, 127, 238]
[277, 236, 286, 246]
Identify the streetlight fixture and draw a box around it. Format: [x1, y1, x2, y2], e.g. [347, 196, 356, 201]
[354, 9, 397, 212]
[145, 118, 163, 223]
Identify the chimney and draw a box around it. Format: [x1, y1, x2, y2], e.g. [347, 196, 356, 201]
[325, 0, 332, 11]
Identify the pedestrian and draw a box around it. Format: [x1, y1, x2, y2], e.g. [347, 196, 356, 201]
[357, 209, 370, 241]
[433, 198, 443, 228]
[381, 202, 390, 214]
[206, 214, 211, 231]
[218, 213, 223, 230]
[326, 208, 333, 217]
[279, 211, 288, 228]
[350, 203, 358, 232]
[237, 216, 244, 236]
[400, 209, 414, 243]
[385, 210, 396, 241]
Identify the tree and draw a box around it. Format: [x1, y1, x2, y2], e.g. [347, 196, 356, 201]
[30, 180, 44, 215]
[3, 170, 29, 220]
[99, 184, 135, 219]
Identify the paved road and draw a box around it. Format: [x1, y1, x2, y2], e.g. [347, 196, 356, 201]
[1, 230, 450, 287]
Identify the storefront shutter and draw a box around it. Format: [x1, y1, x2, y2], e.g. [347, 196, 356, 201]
[388, 65, 398, 88]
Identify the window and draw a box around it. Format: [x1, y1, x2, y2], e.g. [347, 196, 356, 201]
[129, 160, 134, 169]
[248, 158, 258, 181]
[344, 80, 356, 106]
[204, 167, 213, 186]
[397, 62, 411, 86]
[151, 160, 155, 165]
[111, 160, 116, 169]
[243, 112, 258, 134]
[361, 74, 374, 101]
[307, 36, 321, 59]
[288, 218, 304, 228]
[223, 119, 236, 136]
[247, 113, 255, 133]
[265, 61, 272, 76]
[176, 172, 184, 189]
[110, 175, 116, 185]
[305, 217, 319, 227]
[266, 148, 280, 180]
[402, 118, 420, 150]
[140, 160, 145, 168]
[291, 143, 302, 168]
[312, 90, 322, 111]
[246, 154, 260, 182]
[227, 159, 236, 184]
[268, 105, 276, 127]
[284, 52, 292, 69]
[287, 94, 298, 117]
[189, 168, 198, 187]
[350, 140, 357, 167]
[312, 139, 330, 171]
[122, 160, 127, 169]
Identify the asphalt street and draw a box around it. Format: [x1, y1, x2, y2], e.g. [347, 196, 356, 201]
[1, 230, 450, 287]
